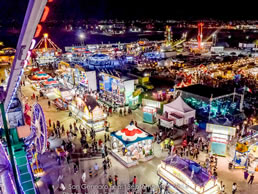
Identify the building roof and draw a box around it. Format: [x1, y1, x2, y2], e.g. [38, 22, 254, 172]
[165, 96, 195, 113]
[84, 95, 99, 112]
[179, 84, 231, 99]
[163, 155, 212, 187]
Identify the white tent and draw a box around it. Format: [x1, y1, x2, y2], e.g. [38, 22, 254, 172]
[162, 96, 196, 126]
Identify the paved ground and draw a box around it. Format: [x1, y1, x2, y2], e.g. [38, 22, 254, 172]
[21, 81, 258, 194]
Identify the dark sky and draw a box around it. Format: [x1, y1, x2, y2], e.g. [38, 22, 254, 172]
[0, 0, 257, 24]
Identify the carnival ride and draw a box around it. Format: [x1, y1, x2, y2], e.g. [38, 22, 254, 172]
[161, 26, 187, 52]
[183, 23, 213, 54]
[24, 103, 48, 176]
[0, 142, 17, 194]
[0, 0, 49, 193]
[33, 33, 62, 64]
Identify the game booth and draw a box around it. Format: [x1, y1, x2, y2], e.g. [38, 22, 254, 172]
[233, 130, 258, 170]
[110, 123, 154, 167]
[206, 123, 236, 156]
[99, 72, 137, 107]
[69, 95, 107, 132]
[142, 99, 161, 124]
[157, 155, 219, 194]
[143, 106, 157, 124]
[160, 96, 196, 127]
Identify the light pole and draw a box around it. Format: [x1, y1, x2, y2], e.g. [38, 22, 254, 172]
[79, 33, 85, 46]
[212, 34, 217, 46]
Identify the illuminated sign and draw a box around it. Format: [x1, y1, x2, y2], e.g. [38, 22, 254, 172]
[206, 123, 236, 136]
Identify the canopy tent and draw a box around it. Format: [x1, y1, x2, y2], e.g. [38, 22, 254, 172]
[162, 96, 196, 126]
[42, 78, 58, 87]
[31, 71, 50, 80]
[176, 81, 187, 88]
[111, 124, 153, 147]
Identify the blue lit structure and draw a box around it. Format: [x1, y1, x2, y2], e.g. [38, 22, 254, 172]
[88, 53, 111, 67]
[143, 52, 165, 60]
[179, 84, 245, 125]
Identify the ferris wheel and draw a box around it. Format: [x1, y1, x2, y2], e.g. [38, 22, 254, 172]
[25, 103, 48, 154]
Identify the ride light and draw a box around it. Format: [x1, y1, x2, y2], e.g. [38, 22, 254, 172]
[40, 6, 50, 22]
[30, 39, 36, 50]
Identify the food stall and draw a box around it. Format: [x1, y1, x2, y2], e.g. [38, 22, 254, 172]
[157, 155, 219, 194]
[143, 106, 157, 124]
[110, 123, 154, 168]
[206, 123, 236, 156]
[69, 95, 107, 132]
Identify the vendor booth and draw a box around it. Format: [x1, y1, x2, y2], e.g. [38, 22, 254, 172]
[99, 72, 138, 107]
[110, 123, 154, 167]
[157, 155, 219, 194]
[143, 106, 157, 124]
[142, 99, 161, 124]
[233, 142, 249, 168]
[69, 95, 107, 132]
[206, 123, 236, 156]
[161, 96, 196, 127]
[43, 88, 60, 100]
[233, 130, 258, 170]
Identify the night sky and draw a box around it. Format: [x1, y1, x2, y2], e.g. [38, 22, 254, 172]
[0, 0, 257, 24]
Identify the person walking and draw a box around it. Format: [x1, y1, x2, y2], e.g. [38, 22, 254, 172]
[94, 163, 99, 176]
[48, 184, 54, 194]
[74, 163, 78, 174]
[67, 153, 71, 164]
[114, 175, 118, 186]
[48, 100, 51, 108]
[107, 157, 112, 168]
[108, 175, 113, 188]
[248, 174, 254, 184]
[49, 119, 51, 128]
[81, 170, 87, 183]
[103, 161, 107, 174]
[232, 183, 237, 194]
[244, 170, 249, 180]
[133, 176, 137, 186]
[221, 185, 225, 193]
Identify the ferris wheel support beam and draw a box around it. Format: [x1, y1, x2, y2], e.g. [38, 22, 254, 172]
[4, 0, 47, 111]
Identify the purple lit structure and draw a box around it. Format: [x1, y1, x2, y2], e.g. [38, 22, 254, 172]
[25, 103, 48, 154]
[0, 142, 17, 194]
[157, 155, 219, 193]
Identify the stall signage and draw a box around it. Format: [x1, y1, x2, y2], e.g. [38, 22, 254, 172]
[142, 99, 160, 108]
[206, 123, 236, 136]
[160, 119, 173, 129]
[133, 88, 142, 97]
[165, 166, 195, 188]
